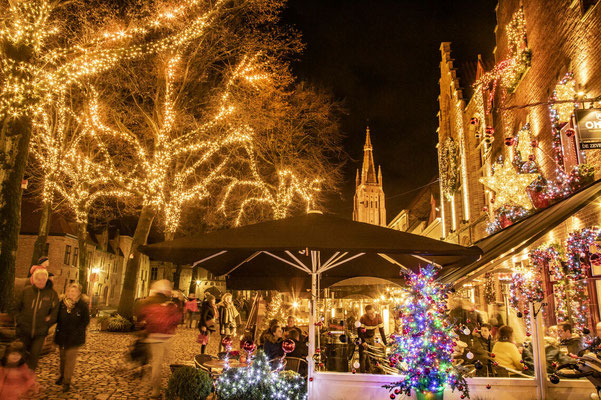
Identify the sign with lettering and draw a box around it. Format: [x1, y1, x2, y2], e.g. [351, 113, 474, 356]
[576, 109, 601, 149]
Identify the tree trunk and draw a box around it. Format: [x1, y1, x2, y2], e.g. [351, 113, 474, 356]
[31, 200, 52, 265]
[0, 116, 33, 312]
[188, 265, 199, 295]
[77, 222, 89, 294]
[117, 205, 156, 318]
[164, 231, 176, 289]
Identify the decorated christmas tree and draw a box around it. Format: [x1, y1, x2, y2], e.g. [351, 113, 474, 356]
[385, 265, 469, 399]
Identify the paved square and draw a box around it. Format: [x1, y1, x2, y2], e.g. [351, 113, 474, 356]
[24, 321, 220, 399]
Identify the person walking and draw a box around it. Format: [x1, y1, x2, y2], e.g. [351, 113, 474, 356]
[136, 280, 182, 399]
[54, 283, 90, 392]
[198, 294, 217, 354]
[185, 294, 199, 329]
[14, 267, 59, 370]
[218, 293, 241, 353]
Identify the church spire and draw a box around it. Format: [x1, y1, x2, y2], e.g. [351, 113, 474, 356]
[361, 127, 377, 184]
[353, 126, 386, 226]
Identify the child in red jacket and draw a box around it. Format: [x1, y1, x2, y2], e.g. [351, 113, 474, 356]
[0, 341, 38, 400]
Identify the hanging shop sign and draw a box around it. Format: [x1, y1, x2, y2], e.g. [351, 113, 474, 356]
[575, 109, 601, 149]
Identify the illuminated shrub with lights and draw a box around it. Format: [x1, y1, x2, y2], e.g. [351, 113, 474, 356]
[215, 351, 307, 400]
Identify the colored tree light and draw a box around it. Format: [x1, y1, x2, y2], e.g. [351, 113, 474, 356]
[384, 265, 468, 399]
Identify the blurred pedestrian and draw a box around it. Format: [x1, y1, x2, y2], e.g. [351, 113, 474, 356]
[54, 283, 90, 392]
[185, 293, 199, 329]
[0, 341, 37, 400]
[14, 267, 59, 370]
[218, 293, 240, 353]
[198, 294, 217, 354]
[136, 280, 182, 399]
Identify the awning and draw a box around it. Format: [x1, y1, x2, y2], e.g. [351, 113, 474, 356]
[438, 178, 601, 286]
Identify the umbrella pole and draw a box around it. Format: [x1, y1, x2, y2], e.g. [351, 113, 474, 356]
[308, 251, 318, 399]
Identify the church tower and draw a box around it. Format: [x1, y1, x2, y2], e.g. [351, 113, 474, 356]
[353, 127, 386, 226]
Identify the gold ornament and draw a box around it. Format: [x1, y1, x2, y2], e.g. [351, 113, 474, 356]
[480, 161, 537, 209]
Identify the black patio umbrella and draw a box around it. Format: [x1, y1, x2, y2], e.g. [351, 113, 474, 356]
[139, 211, 481, 391]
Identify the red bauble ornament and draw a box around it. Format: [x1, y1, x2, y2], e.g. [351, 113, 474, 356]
[505, 136, 515, 146]
[528, 154, 536, 162]
[470, 117, 479, 125]
[390, 395, 396, 399]
[351, 369, 356, 374]
[526, 332, 531, 337]
[486, 384, 492, 389]
[490, 353, 495, 358]
[241, 340, 256, 354]
[565, 128, 576, 138]
[282, 338, 295, 354]
[316, 348, 321, 353]
[482, 206, 488, 212]
[309, 377, 314, 382]
[221, 336, 233, 350]
[394, 389, 401, 395]
[485, 126, 495, 135]
[531, 139, 539, 148]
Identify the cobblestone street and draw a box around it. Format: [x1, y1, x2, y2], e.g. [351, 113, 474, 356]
[25, 321, 220, 400]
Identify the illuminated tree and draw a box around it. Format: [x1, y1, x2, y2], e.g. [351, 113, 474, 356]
[0, 0, 235, 311]
[28, 95, 130, 292]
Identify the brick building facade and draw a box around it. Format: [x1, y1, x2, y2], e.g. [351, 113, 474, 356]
[433, 0, 601, 336]
[16, 201, 151, 306]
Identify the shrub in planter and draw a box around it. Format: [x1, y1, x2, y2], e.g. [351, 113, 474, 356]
[106, 315, 132, 332]
[166, 366, 212, 400]
[273, 370, 307, 400]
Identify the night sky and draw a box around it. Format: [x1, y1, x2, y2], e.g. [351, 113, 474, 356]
[283, 0, 498, 220]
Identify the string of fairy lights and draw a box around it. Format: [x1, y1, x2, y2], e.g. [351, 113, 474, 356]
[0, 0, 230, 119]
[18, 0, 321, 235]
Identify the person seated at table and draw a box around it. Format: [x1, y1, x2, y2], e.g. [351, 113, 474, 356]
[471, 323, 495, 377]
[263, 324, 285, 360]
[259, 319, 280, 346]
[492, 325, 523, 375]
[284, 316, 305, 342]
[286, 330, 308, 359]
[558, 323, 584, 361]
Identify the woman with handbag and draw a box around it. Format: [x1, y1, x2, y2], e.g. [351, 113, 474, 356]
[198, 294, 217, 354]
[218, 293, 241, 353]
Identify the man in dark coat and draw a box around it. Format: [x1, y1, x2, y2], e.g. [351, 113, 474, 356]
[14, 267, 59, 370]
[558, 323, 584, 362]
[471, 323, 495, 377]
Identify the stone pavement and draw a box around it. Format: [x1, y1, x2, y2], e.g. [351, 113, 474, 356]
[24, 320, 222, 400]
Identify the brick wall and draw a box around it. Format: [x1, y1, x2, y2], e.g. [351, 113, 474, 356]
[436, 1, 601, 244]
[495, 1, 601, 179]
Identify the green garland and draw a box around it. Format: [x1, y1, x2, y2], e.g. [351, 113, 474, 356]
[440, 137, 459, 201]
